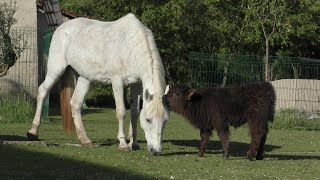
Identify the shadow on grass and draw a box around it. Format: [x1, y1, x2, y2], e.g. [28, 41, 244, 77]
[162, 139, 281, 157]
[0, 135, 29, 141]
[0, 140, 155, 179]
[160, 139, 320, 161]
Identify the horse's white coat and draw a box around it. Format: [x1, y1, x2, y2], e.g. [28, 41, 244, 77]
[28, 14, 169, 154]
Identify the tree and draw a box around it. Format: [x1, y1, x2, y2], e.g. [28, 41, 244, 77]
[243, 0, 288, 81]
[0, 1, 23, 77]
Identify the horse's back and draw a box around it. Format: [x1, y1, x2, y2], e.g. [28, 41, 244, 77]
[48, 13, 153, 84]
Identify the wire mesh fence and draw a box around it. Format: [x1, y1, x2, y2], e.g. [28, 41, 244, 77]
[188, 53, 320, 130]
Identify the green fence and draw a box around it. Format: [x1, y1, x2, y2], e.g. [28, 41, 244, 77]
[188, 53, 320, 87]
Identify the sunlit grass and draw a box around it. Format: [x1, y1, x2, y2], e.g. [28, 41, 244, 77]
[0, 109, 319, 179]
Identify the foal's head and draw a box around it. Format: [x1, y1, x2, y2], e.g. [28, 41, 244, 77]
[163, 84, 196, 114]
[140, 89, 169, 155]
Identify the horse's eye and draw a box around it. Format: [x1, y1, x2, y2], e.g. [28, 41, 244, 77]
[146, 118, 151, 123]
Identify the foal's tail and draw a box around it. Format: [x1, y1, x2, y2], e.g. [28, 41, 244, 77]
[266, 82, 276, 122]
[60, 66, 75, 134]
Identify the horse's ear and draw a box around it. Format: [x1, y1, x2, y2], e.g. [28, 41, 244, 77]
[145, 89, 153, 102]
[164, 85, 170, 95]
[186, 89, 201, 101]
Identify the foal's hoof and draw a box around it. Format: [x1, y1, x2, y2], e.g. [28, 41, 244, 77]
[197, 152, 204, 157]
[130, 144, 140, 151]
[118, 145, 131, 152]
[256, 155, 264, 160]
[223, 155, 229, 160]
[27, 132, 39, 141]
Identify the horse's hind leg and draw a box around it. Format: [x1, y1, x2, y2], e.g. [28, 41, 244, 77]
[128, 83, 142, 150]
[27, 71, 64, 140]
[70, 76, 92, 146]
[112, 78, 130, 151]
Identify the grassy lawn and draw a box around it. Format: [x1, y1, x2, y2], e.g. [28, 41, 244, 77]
[0, 108, 319, 179]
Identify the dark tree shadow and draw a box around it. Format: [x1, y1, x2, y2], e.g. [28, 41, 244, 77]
[0, 143, 156, 180]
[0, 135, 29, 141]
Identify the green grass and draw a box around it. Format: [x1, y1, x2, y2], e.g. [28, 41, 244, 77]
[0, 109, 320, 179]
[0, 94, 35, 123]
[272, 109, 320, 130]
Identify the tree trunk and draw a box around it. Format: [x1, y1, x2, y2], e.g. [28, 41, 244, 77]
[265, 38, 269, 81]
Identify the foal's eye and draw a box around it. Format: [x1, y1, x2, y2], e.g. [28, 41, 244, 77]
[146, 118, 152, 123]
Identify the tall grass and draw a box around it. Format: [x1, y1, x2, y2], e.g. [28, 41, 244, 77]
[271, 109, 320, 130]
[0, 94, 35, 123]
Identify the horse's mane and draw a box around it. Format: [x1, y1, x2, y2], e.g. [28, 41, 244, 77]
[122, 14, 166, 96]
[146, 28, 166, 96]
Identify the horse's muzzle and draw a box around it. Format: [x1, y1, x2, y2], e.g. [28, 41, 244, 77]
[149, 147, 162, 156]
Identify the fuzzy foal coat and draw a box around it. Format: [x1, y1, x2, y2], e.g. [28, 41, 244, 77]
[164, 82, 276, 160]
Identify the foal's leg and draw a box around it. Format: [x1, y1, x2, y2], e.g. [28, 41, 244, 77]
[27, 71, 64, 140]
[198, 129, 212, 157]
[128, 83, 142, 150]
[256, 128, 268, 160]
[111, 78, 130, 151]
[217, 129, 230, 160]
[70, 77, 92, 146]
[247, 121, 268, 160]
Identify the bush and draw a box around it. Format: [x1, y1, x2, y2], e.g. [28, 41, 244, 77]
[0, 94, 35, 123]
[85, 84, 130, 108]
[271, 109, 320, 130]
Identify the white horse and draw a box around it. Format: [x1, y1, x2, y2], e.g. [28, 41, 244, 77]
[27, 13, 170, 155]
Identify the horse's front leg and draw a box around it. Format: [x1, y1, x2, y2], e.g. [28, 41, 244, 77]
[27, 75, 58, 140]
[128, 83, 142, 150]
[112, 78, 130, 151]
[70, 77, 92, 146]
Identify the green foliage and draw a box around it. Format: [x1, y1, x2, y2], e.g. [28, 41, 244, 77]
[0, 94, 35, 123]
[85, 84, 114, 108]
[0, 0, 25, 76]
[59, 0, 320, 84]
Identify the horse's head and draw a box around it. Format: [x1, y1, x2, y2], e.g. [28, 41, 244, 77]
[140, 88, 170, 155]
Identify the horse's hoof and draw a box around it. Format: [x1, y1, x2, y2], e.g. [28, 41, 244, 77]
[27, 132, 39, 141]
[118, 146, 131, 152]
[130, 144, 140, 151]
[81, 141, 94, 147]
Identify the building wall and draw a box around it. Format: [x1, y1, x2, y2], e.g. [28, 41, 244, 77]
[0, 0, 38, 98]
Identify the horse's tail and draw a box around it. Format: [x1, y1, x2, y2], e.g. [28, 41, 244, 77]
[60, 66, 75, 134]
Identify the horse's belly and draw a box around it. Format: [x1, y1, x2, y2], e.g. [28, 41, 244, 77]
[72, 63, 139, 85]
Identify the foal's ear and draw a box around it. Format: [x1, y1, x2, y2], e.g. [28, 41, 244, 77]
[145, 89, 154, 102]
[164, 85, 170, 95]
[186, 89, 201, 101]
